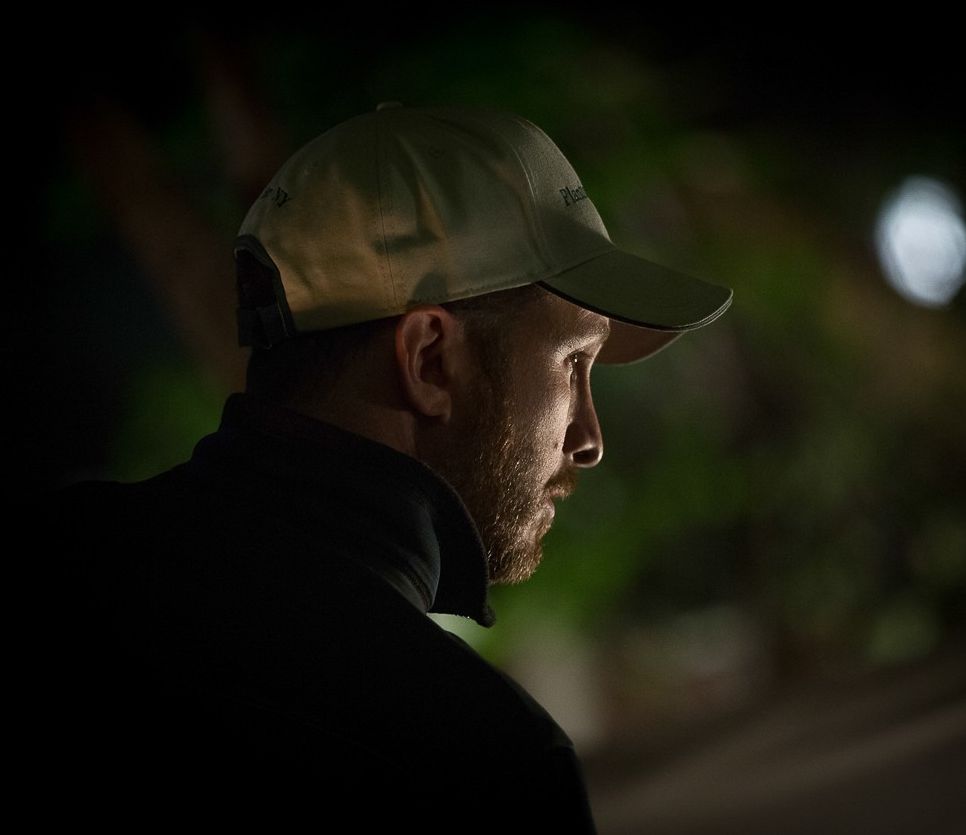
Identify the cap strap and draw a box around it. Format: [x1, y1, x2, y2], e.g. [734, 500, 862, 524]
[234, 235, 296, 348]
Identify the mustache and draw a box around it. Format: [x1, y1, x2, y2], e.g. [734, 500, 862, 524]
[545, 468, 579, 500]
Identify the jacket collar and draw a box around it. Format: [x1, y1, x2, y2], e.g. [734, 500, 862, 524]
[192, 393, 495, 627]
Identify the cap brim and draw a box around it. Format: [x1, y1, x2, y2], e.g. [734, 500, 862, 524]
[539, 248, 733, 364]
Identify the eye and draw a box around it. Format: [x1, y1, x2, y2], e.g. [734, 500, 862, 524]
[568, 351, 589, 383]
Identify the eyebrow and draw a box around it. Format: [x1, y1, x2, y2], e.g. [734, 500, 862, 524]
[560, 314, 611, 349]
[578, 312, 611, 340]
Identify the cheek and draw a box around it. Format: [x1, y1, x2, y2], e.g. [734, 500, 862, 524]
[510, 359, 573, 462]
[527, 381, 573, 455]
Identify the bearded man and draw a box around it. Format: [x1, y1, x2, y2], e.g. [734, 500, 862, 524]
[28, 104, 730, 830]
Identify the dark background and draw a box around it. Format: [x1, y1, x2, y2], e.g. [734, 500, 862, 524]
[15, 10, 965, 832]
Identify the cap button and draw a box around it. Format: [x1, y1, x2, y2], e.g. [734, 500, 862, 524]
[376, 101, 403, 111]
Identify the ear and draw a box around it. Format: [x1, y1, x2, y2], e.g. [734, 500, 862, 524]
[394, 306, 464, 422]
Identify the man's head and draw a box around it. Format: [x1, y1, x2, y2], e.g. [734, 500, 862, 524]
[237, 103, 732, 583]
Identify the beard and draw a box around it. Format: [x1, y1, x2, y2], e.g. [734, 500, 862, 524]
[422, 370, 577, 586]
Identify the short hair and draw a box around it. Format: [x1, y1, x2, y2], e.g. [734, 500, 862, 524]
[244, 283, 549, 404]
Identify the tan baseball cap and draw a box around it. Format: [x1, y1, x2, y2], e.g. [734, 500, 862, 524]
[235, 102, 732, 363]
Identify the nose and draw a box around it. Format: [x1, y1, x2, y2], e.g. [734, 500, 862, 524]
[563, 381, 603, 468]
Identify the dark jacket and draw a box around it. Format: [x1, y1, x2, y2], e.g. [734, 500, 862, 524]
[22, 393, 596, 831]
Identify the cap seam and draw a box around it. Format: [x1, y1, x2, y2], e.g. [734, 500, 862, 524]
[374, 113, 400, 310]
[490, 113, 553, 271]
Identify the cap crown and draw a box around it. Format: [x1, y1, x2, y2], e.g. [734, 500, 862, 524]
[238, 105, 615, 332]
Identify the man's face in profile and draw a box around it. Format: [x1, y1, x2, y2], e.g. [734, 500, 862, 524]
[430, 294, 610, 585]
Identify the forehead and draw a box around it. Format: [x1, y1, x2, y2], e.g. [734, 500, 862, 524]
[525, 291, 610, 348]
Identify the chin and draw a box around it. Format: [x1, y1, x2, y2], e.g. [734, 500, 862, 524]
[485, 503, 557, 585]
[489, 535, 547, 586]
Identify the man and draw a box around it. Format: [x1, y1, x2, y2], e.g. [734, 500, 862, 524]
[28, 104, 730, 829]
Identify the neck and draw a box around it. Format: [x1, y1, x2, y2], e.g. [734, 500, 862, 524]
[285, 392, 420, 459]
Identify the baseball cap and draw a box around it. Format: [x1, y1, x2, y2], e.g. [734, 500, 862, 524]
[235, 102, 732, 363]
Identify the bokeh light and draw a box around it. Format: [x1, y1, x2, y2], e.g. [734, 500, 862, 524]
[875, 176, 966, 308]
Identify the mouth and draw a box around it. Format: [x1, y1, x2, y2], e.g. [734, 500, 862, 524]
[541, 471, 577, 524]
